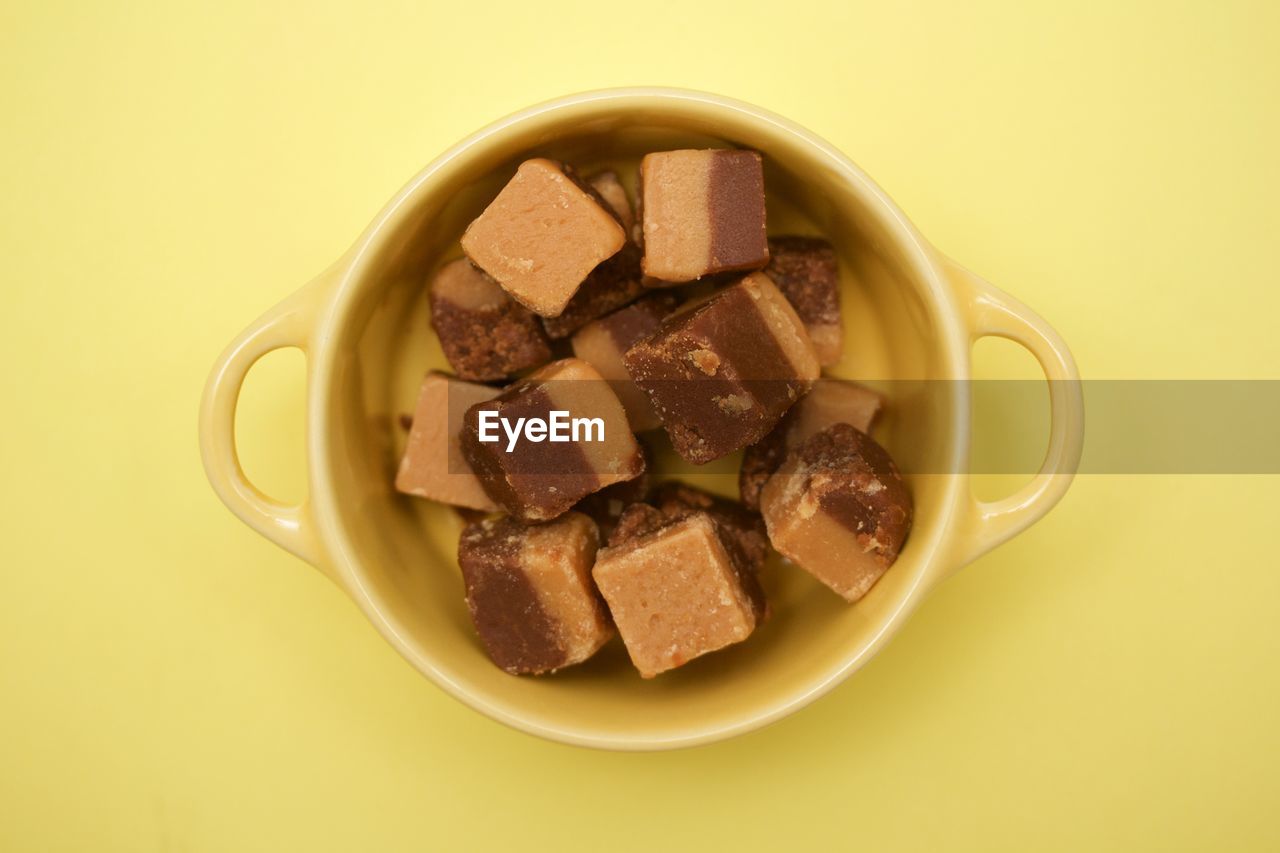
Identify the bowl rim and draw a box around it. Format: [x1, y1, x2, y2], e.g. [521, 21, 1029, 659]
[307, 87, 971, 750]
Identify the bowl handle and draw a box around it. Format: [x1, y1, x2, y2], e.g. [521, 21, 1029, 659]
[943, 257, 1085, 571]
[198, 267, 338, 582]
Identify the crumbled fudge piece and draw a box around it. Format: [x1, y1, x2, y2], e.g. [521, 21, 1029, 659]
[765, 236, 843, 366]
[570, 294, 677, 431]
[541, 171, 646, 339]
[593, 513, 758, 678]
[461, 158, 626, 317]
[740, 378, 884, 510]
[639, 149, 768, 283]
[623, 272, 820, 464]
[395, 372, 500, 512]
[572, 460, 649, 540]
[428, 258, 552, 381]
[458, 512, 612, 674]
[760, 423, 912, 602]
[460, 358, 646, 522]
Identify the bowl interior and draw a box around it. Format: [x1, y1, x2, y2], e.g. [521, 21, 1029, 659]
[318, 93, 965, 747]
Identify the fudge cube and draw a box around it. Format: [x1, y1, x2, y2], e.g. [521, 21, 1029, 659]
[637, 482, 769, 622]
[542, 171, 646, 339]
[428, 258, 552, 381]
[460, 358, 646, 522]
[647, 482, 769, 578]
[740, 378, 884, 510]
[395, 372, 500, 511]
[458, 512, 612, 674]
[461, 158, 626, 317]
[760, 423, 912, 602]
[639, 149, 768, 283]
[593, 513, 758, 678]
[623, 272, 820, 464]
[571, 294, 677, 431]
[765, 236, 843, 366]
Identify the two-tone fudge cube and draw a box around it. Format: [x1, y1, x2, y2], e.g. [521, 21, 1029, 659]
[541, 171, 646, 339]
[760, 423, 912, 602]
[395, 372, 500, 511]
[460, 358, 646, 522]
[765, 236, 843, 366]
[623, 272, 820, 464]
[428, 258, 552, 381]
[593, 511, 760, 678]
[639, 149, 768, 283]
[458, 512, 612, 674]
[739, 378, 884, 510]
[461, 158, 626, 317]
[570, 294, 677, 431]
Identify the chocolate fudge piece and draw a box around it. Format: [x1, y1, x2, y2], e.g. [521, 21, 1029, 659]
[395, 372, 500, 511]
[593, 512, 759, 678]
[458, 512, 612, 674]
[570, 294, 677, 432]
[428, 258, 552, 381]
[739, 378, 884, 510]
[541, 171, 646, 339]
[639, 149, 768, 283]
[461, 358, 646, 522]
[760, 423, 912, 603]
[461, 158, 626, 317]
[765, 236, 843, 366]
[623, 272, 820, 464]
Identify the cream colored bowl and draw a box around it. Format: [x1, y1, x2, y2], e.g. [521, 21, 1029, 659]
[199, 88, 1083, 750]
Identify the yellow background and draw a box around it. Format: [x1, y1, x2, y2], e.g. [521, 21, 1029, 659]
[3, 1, 1278, 850]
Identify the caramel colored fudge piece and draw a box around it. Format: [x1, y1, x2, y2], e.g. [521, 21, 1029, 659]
[571, 294, 677, 431]
[623, 272, 820, 464]
[639, 149, 768, 283]
[740, 378, 884, 510]
[593, 513, 758, 678]
[542, 171, 646, 339]
[647, 482, 768, 574]
[395, 372, 500, 511]
[461, 158, 626, 317]
[458, 513, 612, 674]
[765, 236, 843, 366]
[428, 259, 552, 381]
[642, 482, 768, 621]
[460, 358, 646, 522]
[760, 423, 912, 603]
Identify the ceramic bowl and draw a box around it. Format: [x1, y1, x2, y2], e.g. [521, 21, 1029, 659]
[200, 88, 1083, 750]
